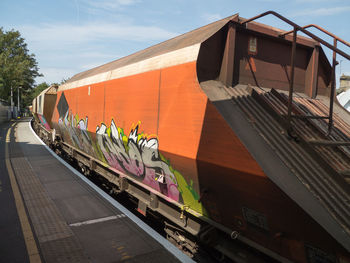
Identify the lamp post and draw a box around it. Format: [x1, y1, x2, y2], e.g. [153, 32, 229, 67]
[17, 86, 21, 116]
[10, 86, 14, 118]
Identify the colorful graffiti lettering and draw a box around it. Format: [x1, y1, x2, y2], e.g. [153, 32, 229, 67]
[38, 114, 51, 130]
[56, 92, 206, 215]
[96, 119, 180, 201]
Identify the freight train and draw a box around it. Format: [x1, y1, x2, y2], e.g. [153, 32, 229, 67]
[31, 11, 350, 263]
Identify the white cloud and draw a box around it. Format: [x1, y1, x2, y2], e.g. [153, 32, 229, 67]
[84, 0, 139, 10]
[35, 67, 77, 84]
[19, 22, 177, 46]
[256, 0, 283, 2]
[202, 13, 223, 23]
[292, 6, 350, 17]
[295, 0, 340, 2]
[81, 0, 140, 15]
[16, 21, 177, 84]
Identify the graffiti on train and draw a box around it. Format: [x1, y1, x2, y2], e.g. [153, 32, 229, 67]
[96, 120, 180, 201]
[55, 92, 205, 214]
[38, 114, 51, 130]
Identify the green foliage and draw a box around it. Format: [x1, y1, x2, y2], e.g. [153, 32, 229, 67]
[21, 82, 49, 107]
[30, 82, 49, 99]
[0, 27, 41, 106]
[60, 77, 70, 85]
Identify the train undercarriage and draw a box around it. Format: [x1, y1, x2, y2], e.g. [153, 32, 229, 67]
[32, 118, 281, 263]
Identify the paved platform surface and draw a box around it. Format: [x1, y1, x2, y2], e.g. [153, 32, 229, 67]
[0, 119, 183, 263]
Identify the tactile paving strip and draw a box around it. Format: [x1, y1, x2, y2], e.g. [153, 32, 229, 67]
[10, 144, 89, 262]
[40, 236, 87, 263]
[10, 120, 183, 263]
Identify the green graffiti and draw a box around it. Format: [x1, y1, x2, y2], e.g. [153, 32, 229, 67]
[60, 111, 207, 217]
[163, 153, 207, 216]
[173, 170, 207, 216]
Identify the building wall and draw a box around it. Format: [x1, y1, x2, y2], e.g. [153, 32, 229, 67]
[340, 75, 350, 87]
[337, 87, 350, 112]
[0, 102, 10, 123]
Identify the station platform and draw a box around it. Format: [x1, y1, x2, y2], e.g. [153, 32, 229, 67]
[0, 118, 188, 263]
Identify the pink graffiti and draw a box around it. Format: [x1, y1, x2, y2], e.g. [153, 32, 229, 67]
[96, 119, 180, 202]
[38, 114, 51, 130]
[58, 111, 180, 202]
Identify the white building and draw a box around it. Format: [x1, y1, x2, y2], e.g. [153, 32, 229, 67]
[337, 88, 350, 111]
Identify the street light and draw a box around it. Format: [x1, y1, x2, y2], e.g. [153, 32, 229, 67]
[10, 86, 14, 118]
[17, 86, 21, 116]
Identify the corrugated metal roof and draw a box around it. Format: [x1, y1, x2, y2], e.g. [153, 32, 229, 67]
[257, 90, 350, 177]
[211, 82, 350, 250]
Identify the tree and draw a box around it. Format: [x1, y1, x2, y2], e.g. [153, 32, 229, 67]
[60, 77, 70, 85]
[0, 28, 41, 106]
[21, 82, 49, 108]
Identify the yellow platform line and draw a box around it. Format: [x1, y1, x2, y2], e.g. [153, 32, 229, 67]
[5, 123, 41, 263]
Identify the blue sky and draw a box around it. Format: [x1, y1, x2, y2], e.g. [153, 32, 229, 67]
[1, 0, 350, 86]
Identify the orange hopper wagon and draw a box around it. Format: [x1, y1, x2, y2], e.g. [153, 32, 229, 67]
[33, 11, 350, 263]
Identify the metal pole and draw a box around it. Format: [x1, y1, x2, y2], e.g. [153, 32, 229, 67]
[17, 86, 21, 116]
[287, 27, 298, 129]
[280, 24, 350, 49]
[328, 39, 337, 135]
[10, 86, 13, 119]
[241, 10, 350, 60]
